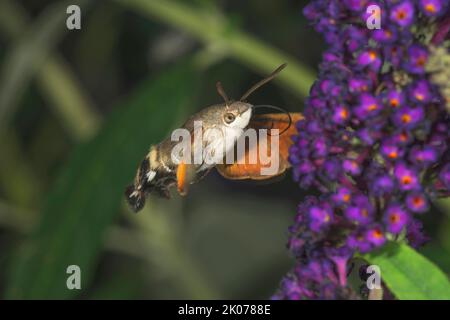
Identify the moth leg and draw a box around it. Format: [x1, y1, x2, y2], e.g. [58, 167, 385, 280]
[194, 167, 212, 183]
[158, 187, 171, 199]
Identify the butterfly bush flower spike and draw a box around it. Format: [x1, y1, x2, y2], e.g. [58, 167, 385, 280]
[274, 0, 450, 300]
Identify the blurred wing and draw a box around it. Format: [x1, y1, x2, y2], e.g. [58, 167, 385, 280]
[216, 112, 303, 180]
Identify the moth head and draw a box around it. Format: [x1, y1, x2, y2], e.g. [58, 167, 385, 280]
[221, 101, 252, 129]
[214, 63, 287, 129]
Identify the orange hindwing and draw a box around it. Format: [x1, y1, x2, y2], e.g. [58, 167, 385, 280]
[216, 112, 303, 180]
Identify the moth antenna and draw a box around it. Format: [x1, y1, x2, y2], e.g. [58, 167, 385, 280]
[252, 104, 292, 136]
[277, 111, 292, 136]
[216, 81, 230, 107]
[239, 63, 287, 101]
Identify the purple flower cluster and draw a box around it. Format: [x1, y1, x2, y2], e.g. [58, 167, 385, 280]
[275, 0, 450, 299]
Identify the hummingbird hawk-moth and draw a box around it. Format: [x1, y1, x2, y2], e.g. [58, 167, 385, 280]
[125, 63, 303, 212]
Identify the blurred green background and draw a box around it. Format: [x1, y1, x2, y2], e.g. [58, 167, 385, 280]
[0, 0, 448, 299]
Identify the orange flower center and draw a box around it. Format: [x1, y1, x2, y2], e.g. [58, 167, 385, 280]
[368, 104, 378, 111]
[400, 132, 408, 142]
[413, 197, 423, 207]
[388, 151, 398, 159]
[416, 56, 426, 67]
[401, 114, 412, 123]
[390, 98, 399, 107]
[372, 229, 383, 239]
[343, 194, 351, 202]
[390, 213, 400, 223]
[340, 109, 349, 119]
[374, 10, 381, 19]
[397, 10, 406, 20]
[415, 93, 424, 101]
[425, 3, 436, 12]
[402, 175, 412, 185]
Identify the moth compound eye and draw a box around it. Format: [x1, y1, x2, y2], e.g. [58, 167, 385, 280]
[224, 113, 236, 124]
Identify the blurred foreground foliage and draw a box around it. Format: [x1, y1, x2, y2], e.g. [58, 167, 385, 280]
[6, 61, 198, 299]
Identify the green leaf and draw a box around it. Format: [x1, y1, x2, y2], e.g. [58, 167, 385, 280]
[0, 0, 100, 141]
[363, 242, 450, 300]
[6, 61, 198, 299]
